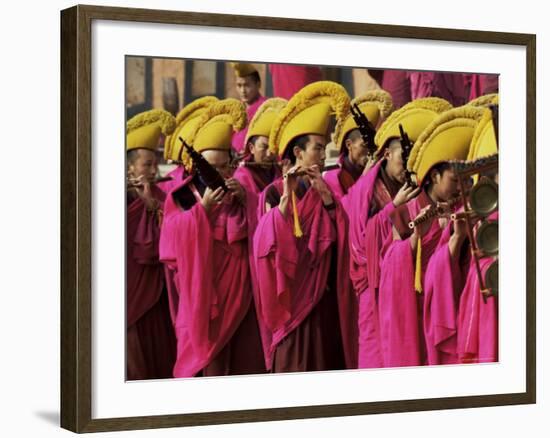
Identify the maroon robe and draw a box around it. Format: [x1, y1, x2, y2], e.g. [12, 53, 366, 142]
[253, 178, 347, 371]
[233, 161, 280, 369]
[127, 185, 176, 380]
[159, 174, 265, 377]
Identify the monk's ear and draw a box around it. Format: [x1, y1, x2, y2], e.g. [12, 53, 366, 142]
[344, 138, 353, 153]
[383, 146, 392, 160]
[248, 141, 255, 155]
[293, 145, 303, 161]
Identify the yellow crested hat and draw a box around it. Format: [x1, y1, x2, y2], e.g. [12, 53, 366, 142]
[164, 96, 218, 161]
[245, 98, 287, 144]
[269, 81, 350, 158]
[126, 109, 176, 152]
[468, 93, 499, 108]
[409, 106, 486, 185]
[468, 106, 498, 160]
[333, 90, 393, 151]
[180, 98, 246, 168]
[230, 62, 259, 78]
[374, 97, 452, 151]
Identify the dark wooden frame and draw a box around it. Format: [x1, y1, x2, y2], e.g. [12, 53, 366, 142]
[60, 4, 536, 433]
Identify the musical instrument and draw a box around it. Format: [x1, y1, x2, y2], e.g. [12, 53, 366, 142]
[127, 175, 173, 189]
[180, 137, 229, 193]
[350, 103, 377, 158]
[398, 124, 416, 187]
[408, 196, 461, 229]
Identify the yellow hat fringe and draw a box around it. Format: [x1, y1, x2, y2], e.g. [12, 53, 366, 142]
[468, 93, 499, 108]
[181, 98, 247, 170]
[408, 105, 486, 176]
[269, 81, 350, 155]
[374, 97, 452, 150]
[126, 109, 176, 136]
[164, 96, 219, 161]
[333, 89, 393, 150]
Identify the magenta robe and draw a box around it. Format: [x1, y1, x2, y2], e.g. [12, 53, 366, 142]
[423, 223, 470, 365]
[253, 178, 350, 370]
[457, 212, 499, 363]
[158, 166, 186, 194]
[269, 64, 322, 100]
[347, 161, 397, 368]
[127, 186, 176, 380]
[159, 176, 263, 377]
[231, 95, 268, 154]
[378, 191, 448, 367]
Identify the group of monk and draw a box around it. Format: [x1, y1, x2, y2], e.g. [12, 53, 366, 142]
[126, 63, 499, 380]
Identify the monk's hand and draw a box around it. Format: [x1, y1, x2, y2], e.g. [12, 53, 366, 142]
[393, 182, 421, 207]
[306, 165, 333, 206]
[413, 205, 434, 238]
[225, 178, 245, 204]
[133, 174, 158, 211]
[362, 152, 379, 176]
[282, 165, 301, 196]
[201, 186, 225, 212]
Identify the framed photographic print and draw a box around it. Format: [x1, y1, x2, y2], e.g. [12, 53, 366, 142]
[60, 4, 536, 433]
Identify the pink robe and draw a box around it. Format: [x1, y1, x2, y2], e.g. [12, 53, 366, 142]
[127, 186, 176, 380]
[423, 223, 470, 365]
[158, 166, 186, 194]
[231, 95, 268, 154]
[347, 161, 397, 368]
[159, 176, 264, 377]
[457, 212, 499, 363]
[269, 64, 322, 100]
[253, 179, 349, 370]
[378, 191, 447, 367]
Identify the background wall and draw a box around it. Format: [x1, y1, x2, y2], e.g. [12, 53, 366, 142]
[0, 0, 546, 436]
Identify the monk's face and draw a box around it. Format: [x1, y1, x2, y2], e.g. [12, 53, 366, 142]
[295, 134, 327, 169]
[248, 135, 270, 164]
[236, 75, 261, 105]
[431, 168, 460, 201]
[128, 148, 158, 182]
[345, 134, 370, 168]
[201, 149, 234, 179]
[384, 138, 406, 183]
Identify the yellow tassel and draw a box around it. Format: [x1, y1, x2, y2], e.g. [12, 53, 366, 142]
[291, 190, 303, 238]
[415, 236, 423, 294]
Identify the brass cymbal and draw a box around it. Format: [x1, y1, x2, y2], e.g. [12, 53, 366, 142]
[484, 260, 499, 296]
[476, 220, 499, 256]
[470, 177, 498, 216]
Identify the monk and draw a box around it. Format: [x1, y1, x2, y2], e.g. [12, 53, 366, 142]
[230, 63, 267, 154]
[126, 108, 179, 380]
[126, 150, 177, 380]
[232, 98, 287, 369]
[253, 81, 351, 372]
[347, 97, 451, 368]
[377, 106, 484, 367]
[324, 90, 393, 213]
[255, 134, 347, 372]
[159, 99, 265, 377]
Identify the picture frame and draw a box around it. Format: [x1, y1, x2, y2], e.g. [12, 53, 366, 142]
[60, 4, 536, 433]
